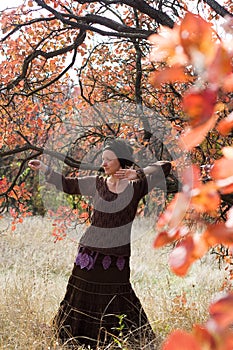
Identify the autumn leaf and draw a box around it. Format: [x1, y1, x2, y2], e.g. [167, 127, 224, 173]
[217, 112, 233, 136]
[207, 45, 232, 87]
[210, 152, 233, 193]
[149, 66, 194, 87]
[208, 293, 233, 331]
[190, 181, 220, 214]
[153, 228, 180, 248]
[223, 72, 233, 92]
[179, 110, 219, 151]
[155, 192, 190, 232]
[182, 88, 217, 127]
[148, 25, 187, 66]
[162, 329, 201, 350]
[179, 12, 216, 69]
[203, 223, 233, 246]
[168, 235, 208, 276]
[218, 334, 233, 350]
[192, 325, 216, 349]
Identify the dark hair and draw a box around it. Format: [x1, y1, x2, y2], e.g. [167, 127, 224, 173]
[103, 138, 134, 169]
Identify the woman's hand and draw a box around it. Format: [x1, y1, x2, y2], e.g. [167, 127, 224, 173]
[28, 159, 48, 173]
[115, 168, 138, 181]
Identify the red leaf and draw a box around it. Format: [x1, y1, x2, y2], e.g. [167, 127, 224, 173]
[180, 12, 216, 65]
[223, 72, 233, 92]
[169, 235, 208, 276]
[211, 154, 233, 193]
[182, 88, 217, 127]
[218, 333, 233, 350]
[169, 236, 194, 276]
[217, 112, 233, 136]
[149, 66, 193, 87]
[162, 329, 201, 350]
[156, 193, 190, 231]
[203, 223, 233, 246]
[207, 45, 232, 87]
[211, 152, 233, 179]
[180, 111, 218, 151]
[192, 325, 216, 349]
[148, 25, 187, 66]
[153, 229, 180, 248]
[208, 293, 233, 331]
[190, 181, 220, 213]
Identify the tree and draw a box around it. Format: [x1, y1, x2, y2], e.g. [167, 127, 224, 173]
[0, 0, 232, 220]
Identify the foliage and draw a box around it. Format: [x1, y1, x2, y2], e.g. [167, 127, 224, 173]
[0, 0, 232, 221]
[149, 10, 233, 350]
[0, 1, 233, 348]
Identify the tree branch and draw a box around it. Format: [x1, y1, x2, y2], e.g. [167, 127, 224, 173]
[203, 0, 233, 18]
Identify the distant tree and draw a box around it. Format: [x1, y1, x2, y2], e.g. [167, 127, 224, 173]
[0, 0, 232, 220]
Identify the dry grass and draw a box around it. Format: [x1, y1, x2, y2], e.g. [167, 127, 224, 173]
[0, 215, 228, 349]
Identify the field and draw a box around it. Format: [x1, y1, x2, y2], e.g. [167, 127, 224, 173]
[0, 215, 229, 349]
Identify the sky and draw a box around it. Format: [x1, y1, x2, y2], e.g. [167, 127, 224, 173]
[0, 0, 23, 10]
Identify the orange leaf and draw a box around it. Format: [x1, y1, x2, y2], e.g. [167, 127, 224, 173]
[218, 333, 233, 350]
[179, 111, 218, 151]
[182, 88, 217, 127]
[190, 181, 220, 213]
[192, 325, 216, 349]
[208, 293, 233, 331]
[148, 25, 187, 66]
[217, 112, 233, 136]
[180, 12, 216, 66]
[207, 45, 232, 86]
[211, 156, 233, 193]
[169, 235, 208, 276]
[162, 329, 201, 350]
[223, 73, 233, 92]
[169, 236, 195, 276]
[149, 66, 193, 87]
[203, 223, 233, 246]
[153, 228, 180, 248]
[156, 192, 190, 231]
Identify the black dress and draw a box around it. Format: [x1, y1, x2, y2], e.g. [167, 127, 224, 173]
[47, 165, 169, 349]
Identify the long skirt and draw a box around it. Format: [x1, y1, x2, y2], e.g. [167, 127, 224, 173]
[53, 251, 155, 349]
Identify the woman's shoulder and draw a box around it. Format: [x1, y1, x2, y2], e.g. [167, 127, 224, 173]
[96, 174, 106, 186]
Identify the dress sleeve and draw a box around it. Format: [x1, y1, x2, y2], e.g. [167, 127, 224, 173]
[45, 170, 96, 196]
[135, 161, 171, 199]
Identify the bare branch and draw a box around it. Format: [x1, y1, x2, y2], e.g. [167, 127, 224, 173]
[203, 0, 233, 18]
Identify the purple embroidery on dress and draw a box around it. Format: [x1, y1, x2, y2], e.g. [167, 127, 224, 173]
[79, 253, 90, 269]
[116, 256, 125, 271]
[102, 255, 112, 270]
[75, 248, 126, 271]
[86, 255, 94, 270]
[75, 252, 81, 265]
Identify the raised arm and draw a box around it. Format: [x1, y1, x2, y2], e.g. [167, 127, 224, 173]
[115, 161, 171, 181]
[28, 159, 96, 196]
[114, 160, 171, 198]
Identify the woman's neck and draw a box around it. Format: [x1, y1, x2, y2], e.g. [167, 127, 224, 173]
[107, 175, 128, 193]
[108, 174, 119, 184]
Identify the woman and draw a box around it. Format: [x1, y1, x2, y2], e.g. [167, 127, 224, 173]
[29, 138, 171, 349]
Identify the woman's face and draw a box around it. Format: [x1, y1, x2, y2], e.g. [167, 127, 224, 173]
[102, 149, 121, 175]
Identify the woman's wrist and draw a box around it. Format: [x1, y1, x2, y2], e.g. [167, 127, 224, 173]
[135, 168, 146, 180]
